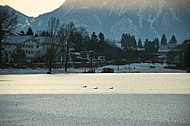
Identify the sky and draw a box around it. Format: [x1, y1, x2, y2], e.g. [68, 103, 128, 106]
[0, 0, 66, 17]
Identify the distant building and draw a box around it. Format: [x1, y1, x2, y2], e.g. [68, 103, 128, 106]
[1, 33, 107, 68]
[1, 34, 45, 64]
[157, 43, 181, 63]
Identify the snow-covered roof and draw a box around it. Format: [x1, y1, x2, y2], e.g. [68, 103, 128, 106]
[158, 45, 170, 53]
[2, 35, 47, 44]
[158, 44, 178, 53]
[3, 35, 33, 44]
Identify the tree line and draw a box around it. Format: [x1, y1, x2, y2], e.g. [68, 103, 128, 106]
[42, 17, 124, 73]
[18, 18, 188, 73]
[0, 6, 190, 71]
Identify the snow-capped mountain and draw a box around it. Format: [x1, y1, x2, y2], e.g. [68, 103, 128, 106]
[6, 0, 190, 42]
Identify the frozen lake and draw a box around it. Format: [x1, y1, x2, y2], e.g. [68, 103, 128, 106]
[1, 94, 190, 126]
[0, 73, 189, 94]
[0, 73, 190, 125]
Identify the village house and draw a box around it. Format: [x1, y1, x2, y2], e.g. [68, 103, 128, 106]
[1, 33, 104, 68]
[1, 34, 46, 67]
[157, 43, 181, 64]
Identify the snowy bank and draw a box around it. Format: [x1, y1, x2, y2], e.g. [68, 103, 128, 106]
[0, 63, 186, 75]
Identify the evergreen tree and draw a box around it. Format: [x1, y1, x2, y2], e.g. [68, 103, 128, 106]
[169, 35, 177, 44]
[137, 38, 143, 48]
[144, 39, 149, 52]
[91, 32, 98, 43]
[69, 28, 85, 51]
[98, 32, 105, 51]
[20, 30, 25, 35]
[131, 35, 137, 48]
[153, 38, 159, 52]
[161, 33, 167, 45]
[121, 33, 137, 48]
[145, 39, 153, 52]
[121, 33, 126, 47]
[98, 32, 105, 43]
[144, 38, 159, 53]
[90, 32, 98, 50]
[26, 27, 34, 35]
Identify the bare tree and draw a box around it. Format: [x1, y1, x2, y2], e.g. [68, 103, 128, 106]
[44, 17, 60, 74]
[59, 22, 76, 72]
[10, 45, 26, 69]
[0, 6, 18, 68]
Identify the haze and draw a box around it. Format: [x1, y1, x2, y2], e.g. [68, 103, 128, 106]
[0, 0, 189, 17]
[0, 0, 66, 17]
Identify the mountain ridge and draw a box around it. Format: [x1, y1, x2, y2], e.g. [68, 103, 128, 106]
[2, 0, 190, 42]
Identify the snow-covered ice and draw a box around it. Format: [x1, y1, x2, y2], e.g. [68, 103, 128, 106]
[0, 94, 190, 126]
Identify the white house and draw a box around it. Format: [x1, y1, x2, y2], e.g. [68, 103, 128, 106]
[1, 34, 45, 64]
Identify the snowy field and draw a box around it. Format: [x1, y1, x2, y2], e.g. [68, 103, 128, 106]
[0, 63, 186, 74]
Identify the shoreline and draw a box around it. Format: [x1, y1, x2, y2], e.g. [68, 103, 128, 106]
[0, 63, 187, 75]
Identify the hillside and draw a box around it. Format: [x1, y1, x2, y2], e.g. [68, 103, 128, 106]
[3, 0, 190, 42]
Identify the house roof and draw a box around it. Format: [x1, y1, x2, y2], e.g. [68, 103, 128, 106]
[2, 35, 47, 44]
[3, 35, 33, 44]
[158, 44, 178, 53]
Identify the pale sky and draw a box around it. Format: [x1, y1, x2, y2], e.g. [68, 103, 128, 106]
[0, 0, 66, 17]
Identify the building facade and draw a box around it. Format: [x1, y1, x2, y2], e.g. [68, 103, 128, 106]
[1, 34, 45, 65]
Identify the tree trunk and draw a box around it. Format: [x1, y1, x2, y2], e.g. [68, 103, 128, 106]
[48, 62, 52, 74]
[0, 30, 4, 68]
[47, 49, 53, 74]
[65, 48, 68, 72]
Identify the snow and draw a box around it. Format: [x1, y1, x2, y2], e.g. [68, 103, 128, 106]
[3, 35, 32, 44]
[1, 95, 190, 125]
[0, 63, 186, 75]
[96, 63, 186, 73]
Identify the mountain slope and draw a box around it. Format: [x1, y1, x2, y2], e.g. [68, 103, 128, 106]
[11, 0, 190, 42]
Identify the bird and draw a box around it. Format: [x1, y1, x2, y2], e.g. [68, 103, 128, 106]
[110, 87, 113, 89]
[83, 85, 87, 88]
[93, 87, 98, 89]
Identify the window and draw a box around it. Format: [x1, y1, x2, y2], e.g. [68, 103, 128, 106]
[6, 58, 8, 63]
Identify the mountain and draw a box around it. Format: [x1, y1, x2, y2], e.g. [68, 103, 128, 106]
[0, 5, 35, 31]
[4, 0, 190, 42]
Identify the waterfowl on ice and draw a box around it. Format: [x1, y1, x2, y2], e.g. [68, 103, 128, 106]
[83, 85, 87, 88]
[93, 87, 98, 89]
[110, 87, 113, 89]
